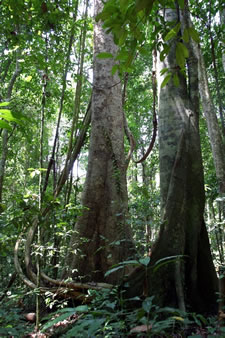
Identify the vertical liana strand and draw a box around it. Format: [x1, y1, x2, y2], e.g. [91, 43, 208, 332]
[35, 32, 48, 332]
[42, 1, 79, 194]
[62, 0, 89, 182]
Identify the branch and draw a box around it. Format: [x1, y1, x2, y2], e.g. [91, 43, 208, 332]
[134, 115, 157, 164]
[54, 98, 91, 197]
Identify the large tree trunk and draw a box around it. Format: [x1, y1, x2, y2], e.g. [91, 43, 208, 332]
[64, 0, 134, 284]
[124, 6, 218, 314]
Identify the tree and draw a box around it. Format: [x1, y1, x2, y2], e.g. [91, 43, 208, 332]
[0, 0, 222, 327]
[122, 4, 218, 313]
[64, 0, 135, 284]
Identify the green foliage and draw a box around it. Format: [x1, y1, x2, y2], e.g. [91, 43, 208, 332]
[176, 42, 189, 69]
[104, 257, 150, 277]
[0, 305, 31, 337]
[39, 289, 224, 337]
[0, 0, 224, 335]
[0, 293, 36, 337]
[164, 23, 181, 41]
[0, 101, 27, 130]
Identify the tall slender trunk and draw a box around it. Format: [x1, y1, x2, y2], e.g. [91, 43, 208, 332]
[197, 46, 225, 195]
[220, 9, 225, 73]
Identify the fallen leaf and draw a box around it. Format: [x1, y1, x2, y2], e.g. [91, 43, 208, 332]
[130, 324, 152, 333]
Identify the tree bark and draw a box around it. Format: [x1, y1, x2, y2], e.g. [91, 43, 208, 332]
[220, 9, 225, 73]
[64, 0, 135, 284]
[124, 5, 218, 314]
[197, 48, 225, 194]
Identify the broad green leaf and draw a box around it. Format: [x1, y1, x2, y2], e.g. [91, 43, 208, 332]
[0, 102, 10, 107]
[119, 30, 128, 46]
[139, 256, 150, 266]
[173, 73, 180, 87]
[182, 28, 189, 43]
[42, 311, 75, 330]
[153, 255, 185, 273]
[135, 0, 154, 15]
[188, 27, 200, 43]
[176, 42, 188, 68]
[161, 72, 172, 88]
[138, 46, 149, 56]
[74, 305, 88, 312]
[111, 64, 119, 75]
[134, 27, 144, 41]
[104, 265, 124, 277]
[105, 259, 140, 276]
[160, 44, 170, 61]
[0, 120, 12, 131]
[125, 53, 135, 68]
[180, 43, 189, 58]
[0, 109, 11, 115]
[177, 0, 184, 9]
[142, 296, 154, 313]
[116, 50, 129, 61]
[0, 109, 22, 124]
[97, 52, 113, 59]
[160, 68, 169, 75]
[164, 23, 181, 42]
[120, 0, 128, 13]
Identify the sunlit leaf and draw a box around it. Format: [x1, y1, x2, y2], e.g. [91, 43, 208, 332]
[0, 120, 12, 131]
[172, 316, 184, 321]
[0, 109, 22, 124]
[0, 102, 10, 107]
[24, 76, 32, 82]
